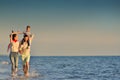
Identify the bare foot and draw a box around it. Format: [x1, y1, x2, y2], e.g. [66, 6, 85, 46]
[25, 72, 29, 77]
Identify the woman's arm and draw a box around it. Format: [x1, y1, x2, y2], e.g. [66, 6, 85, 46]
[19, 42, 22, 54]
[10, 33, 13, 43]
[12, 31, 23, 34]
[7, 43, 10, 53]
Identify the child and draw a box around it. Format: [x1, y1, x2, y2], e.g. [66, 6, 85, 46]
[23, 25, 32, 37]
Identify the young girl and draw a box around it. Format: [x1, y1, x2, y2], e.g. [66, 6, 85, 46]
[9, 33, 19, 76]
[19, 34, 33, 77]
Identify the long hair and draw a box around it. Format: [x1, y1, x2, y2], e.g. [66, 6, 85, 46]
[21, 35, 30, 47]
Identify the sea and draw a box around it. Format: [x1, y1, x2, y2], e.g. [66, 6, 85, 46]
[0, 56, 120, 80]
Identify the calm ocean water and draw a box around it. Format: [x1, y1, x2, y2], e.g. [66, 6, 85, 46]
[0, 56, 120, 80]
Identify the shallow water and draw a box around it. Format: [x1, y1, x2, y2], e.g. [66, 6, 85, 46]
[0, 56, 120, 80]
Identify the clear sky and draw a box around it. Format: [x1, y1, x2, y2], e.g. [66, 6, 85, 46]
[0, 0, 120, 56]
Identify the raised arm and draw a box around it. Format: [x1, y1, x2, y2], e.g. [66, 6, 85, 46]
[12, 31, 23, 34]
[29, 34, 34, 44]
[10, 33, 13, 43]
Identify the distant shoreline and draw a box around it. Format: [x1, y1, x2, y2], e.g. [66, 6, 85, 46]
[0, 55, 120, 57]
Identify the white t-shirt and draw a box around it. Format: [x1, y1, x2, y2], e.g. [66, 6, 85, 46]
[20, 41, 30, 56]
[10, 41, 19, 52]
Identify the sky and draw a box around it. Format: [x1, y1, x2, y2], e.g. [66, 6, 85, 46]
[0, 0, 120, 56]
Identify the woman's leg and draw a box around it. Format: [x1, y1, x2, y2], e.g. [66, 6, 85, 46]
[26, 62, 29, 72]
[21, 55, 27, 74]
[24, 62, 29, 76]
[23, 65, 26, 74]
[14, 53, 19, 73]
[24, 55, 30, 76]
[9, 53, 15, 74]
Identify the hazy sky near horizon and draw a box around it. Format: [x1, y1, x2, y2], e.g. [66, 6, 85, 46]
[0, 0, 120, 56]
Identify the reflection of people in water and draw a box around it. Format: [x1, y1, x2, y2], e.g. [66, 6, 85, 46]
[1, 61, 9, 65]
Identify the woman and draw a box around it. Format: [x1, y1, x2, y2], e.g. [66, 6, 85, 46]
[19, 34, 33, 77]
[9, 33, 19, 76]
